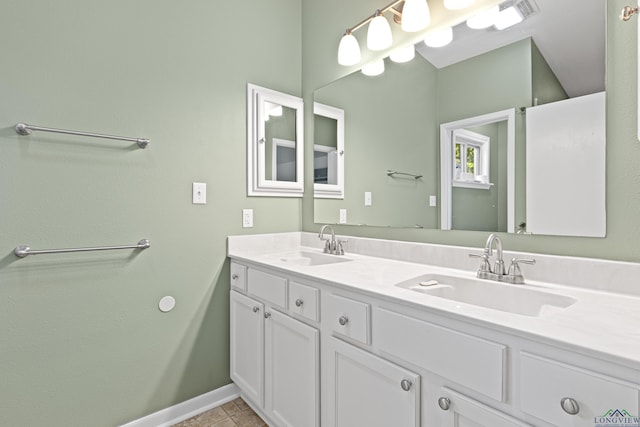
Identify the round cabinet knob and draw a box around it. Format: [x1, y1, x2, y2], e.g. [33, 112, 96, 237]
[438, 397, 451, 411]
[560, 397, 580, 415]
[295, 299, 304, 307]
[232, 274, 239, 280]
[252, 306, 260, 313]
[400, 379, 412, 391]
[264, 312, 271, 319]
[338, 315, 349, 326]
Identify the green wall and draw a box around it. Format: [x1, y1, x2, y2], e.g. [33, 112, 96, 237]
[302, 0, 640, 263]
[0, 1, 301, 426]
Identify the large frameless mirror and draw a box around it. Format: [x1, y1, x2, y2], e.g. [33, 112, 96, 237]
[313, 0, 605, 236]
[247, 83, 304, 197]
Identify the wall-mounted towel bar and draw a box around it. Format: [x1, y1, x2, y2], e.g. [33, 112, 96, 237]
[15, 123, 150, 149]
[386, 170, 423, 180]
[14, 239, 150, 258]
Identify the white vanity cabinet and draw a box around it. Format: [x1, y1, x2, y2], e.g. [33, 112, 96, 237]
[230, 265, 319, 427]
[435, 388, 531, 427]
[228, 254, 640, 427]
[325, 337, 420, 427]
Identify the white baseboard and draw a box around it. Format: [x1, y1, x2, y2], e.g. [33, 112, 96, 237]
[119, 383, 240, 427]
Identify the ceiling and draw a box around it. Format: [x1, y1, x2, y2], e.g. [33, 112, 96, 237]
[416, 0, 605, 97]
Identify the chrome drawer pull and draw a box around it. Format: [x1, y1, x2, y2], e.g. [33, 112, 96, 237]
[560, 397, 580, 415]
[338, 315, 349, 326]
[252, 306, 260, 313]
[295, 299, 304, 307]
[264, 312, 271, 319]
[400, 379, 412, 391]
[438, 397, 451, 411]
[232, 274, 239, 280]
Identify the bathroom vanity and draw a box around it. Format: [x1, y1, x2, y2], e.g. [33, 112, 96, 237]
[228, 232, 640, 427]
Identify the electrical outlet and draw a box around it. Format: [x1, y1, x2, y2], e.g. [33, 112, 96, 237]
[192, 182, 207, 204]
[242, 209, 254, 228]
[429, 195, 437, 207]
[339, 209, 347, 224]
[365, 192, 372, 206]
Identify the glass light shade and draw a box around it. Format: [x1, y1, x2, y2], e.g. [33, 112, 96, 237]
[367, 14, 393, 51]
[444, 0, 474, 10]
[401, 0, 431, 32]
[362, 59, 385, 76]
[338, 33, 361, 66]
[424, 27, 453, 48]
[466, 5, 499, 29]
[390, 45, 415, 63]
[494, 6, 523, 30]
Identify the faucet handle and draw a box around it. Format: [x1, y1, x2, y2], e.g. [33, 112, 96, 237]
[322, 239, 332, 253]
[337, 239, 348, 255]
[469, 252, 492, 273]
[507, 258, 536, 283]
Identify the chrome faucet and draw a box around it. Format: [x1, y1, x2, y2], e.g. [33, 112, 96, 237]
[470, 233, 535, 284]
[485, 233, 506, 275]
[318, 225, 346, 255]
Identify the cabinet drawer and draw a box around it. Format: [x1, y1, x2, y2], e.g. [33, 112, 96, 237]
[326, 294, 370, 345]
[247, 269, 287, 308]
[373, 307, 506, 402]
[289, 282, 319, 322]
[520, 352, 639, 426]
[230, 262, 247, 291]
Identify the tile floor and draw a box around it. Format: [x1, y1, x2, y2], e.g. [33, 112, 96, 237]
[171, 397, 267, 427]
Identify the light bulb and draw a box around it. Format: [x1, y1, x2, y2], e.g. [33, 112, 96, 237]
[338, 32, 361, 66]
[424, 27, 453, 48]
[362, 59, 385, 76]
[367, 12, 393, 51]
[401, 0, 431, 32]
[390, 45, 415, 63]
[444, 0, 474, 10]
[466, 5, 499, 29]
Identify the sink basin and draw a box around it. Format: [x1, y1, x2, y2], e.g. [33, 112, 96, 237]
[396, 274, 576, 317]
[276, 251, 352, 267]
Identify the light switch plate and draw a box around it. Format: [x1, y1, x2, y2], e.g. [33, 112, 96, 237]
[365, 192, 372, 206]
[339, 209, 347, 224]
[193, 182, 206, 204]
[429, 195, 437, 207]
[242, 209, 254, 228]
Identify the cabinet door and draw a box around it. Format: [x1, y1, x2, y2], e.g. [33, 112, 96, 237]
[437, 388, 531, 427]
[264, 309, 319, 427]
[230, 291, 264, 407]
[326, 338, 420, 427]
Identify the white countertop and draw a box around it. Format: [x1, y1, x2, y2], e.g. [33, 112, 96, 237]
[228, 232, 640, 370]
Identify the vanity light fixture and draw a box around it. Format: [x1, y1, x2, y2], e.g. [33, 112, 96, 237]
[424, 26, 453, 48]
[362, 59, 386, 76]
[390, 44, 416, 63]
[337, 0, 431, 66]
[401, 0, 431, 32]
[466, 5, 500, 29]
[338, 31, 362, 66]
[443, 0, 475, 10]
[368, 10, 394, 50]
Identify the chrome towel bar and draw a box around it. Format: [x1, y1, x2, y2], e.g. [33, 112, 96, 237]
[386, 170, 423, 180]
[14, 239, 150, 258]
[15, 123, 150, 149]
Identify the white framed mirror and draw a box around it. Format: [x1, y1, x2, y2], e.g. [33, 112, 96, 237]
[247, 83, 304, 197]
[313, 102, 345, 199]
